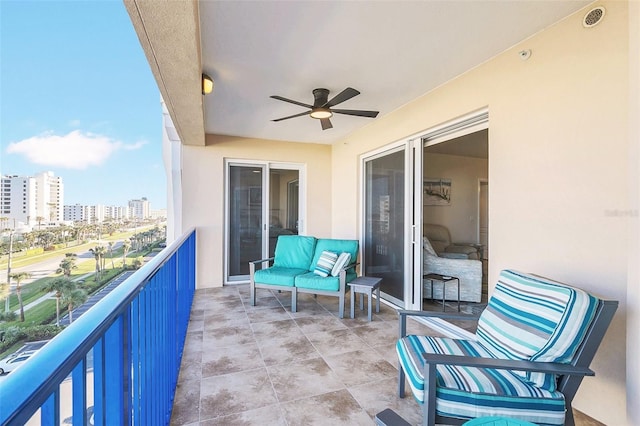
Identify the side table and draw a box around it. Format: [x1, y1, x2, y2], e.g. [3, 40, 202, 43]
[423, 273, 460, 312]
[348, 276, 382, 321]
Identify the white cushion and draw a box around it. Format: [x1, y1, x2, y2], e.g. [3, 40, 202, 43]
[330, 252, 352, 276]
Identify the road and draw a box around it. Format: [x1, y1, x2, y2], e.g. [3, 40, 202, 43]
[5, 240, 125, 287]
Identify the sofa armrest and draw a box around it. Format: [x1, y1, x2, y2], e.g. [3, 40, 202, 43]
[249, 257, 275, 280]
[249, 257, 275, 265]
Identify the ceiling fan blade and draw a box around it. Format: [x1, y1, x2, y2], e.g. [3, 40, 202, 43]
[320, 118, 333, 130]
[331, 108, 379, 118]
[270, 95, 313, 109]
[324, 87, 360, 108]
[272, 110, 312, 122]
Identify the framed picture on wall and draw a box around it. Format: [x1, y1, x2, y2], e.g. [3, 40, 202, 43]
[424, 178, 451, 206]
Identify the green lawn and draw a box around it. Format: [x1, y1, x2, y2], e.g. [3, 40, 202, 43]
[0, 227, 154, 271]
[0, 240, 161, 358]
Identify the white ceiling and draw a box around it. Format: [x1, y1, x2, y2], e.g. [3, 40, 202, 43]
[199, 1, 591, 145]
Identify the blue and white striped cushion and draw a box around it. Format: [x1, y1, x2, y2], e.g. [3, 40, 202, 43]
[476, 270, 598, 390]
[313, 250, 338, 277]
[396, 335, 566, 425]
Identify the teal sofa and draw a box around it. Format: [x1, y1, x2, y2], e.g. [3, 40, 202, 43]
[249, 235, 359, 318]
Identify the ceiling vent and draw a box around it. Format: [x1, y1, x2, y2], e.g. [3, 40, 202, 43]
[583, 6, 605, 28]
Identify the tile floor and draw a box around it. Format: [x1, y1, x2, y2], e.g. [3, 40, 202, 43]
[170, 285, 602, 426]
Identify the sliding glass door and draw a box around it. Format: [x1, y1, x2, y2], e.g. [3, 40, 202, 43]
[363, 146, 411, 306]
[227, 164, 265, 280]
[226, 161, 303, 283]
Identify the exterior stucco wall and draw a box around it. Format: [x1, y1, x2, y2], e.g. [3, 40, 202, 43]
[183, 134, 331, 288]
[331, 1, 631, 423]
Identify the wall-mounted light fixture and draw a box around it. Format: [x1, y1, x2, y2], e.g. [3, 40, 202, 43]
[202, 73, 214, 95]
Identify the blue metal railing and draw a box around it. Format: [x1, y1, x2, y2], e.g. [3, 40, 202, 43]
[0, 229, 196, 425]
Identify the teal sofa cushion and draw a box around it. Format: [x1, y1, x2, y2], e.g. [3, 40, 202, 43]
[309, 239, 358, 272]
[254, 266, 307, 287]
[273, 235, 317, 269]
[295, 272, 341, 291]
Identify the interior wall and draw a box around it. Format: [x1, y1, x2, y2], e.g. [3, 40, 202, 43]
[331, 1, 630, 423]
[423, 153, 488, 243]
[627, 1, 639, 423]
[183, 134, 332, 288]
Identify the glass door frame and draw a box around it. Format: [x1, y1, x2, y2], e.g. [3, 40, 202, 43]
[224, 159, 306, 284]
[360, 107, 489, 311]
[360, 139, 418, 309]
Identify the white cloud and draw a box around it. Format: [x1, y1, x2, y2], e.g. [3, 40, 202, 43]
[6, 130, 147, 170]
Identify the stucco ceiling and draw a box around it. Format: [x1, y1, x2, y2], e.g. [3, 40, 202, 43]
[199, 1, 592, 146]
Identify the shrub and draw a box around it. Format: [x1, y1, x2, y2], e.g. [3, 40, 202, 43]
[0, 324, 61, 354]
[0, 311, 17, 322]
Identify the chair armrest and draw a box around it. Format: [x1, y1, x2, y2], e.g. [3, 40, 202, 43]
[248, 257, 275, 277]
[397, 309, 480, 322]
[422, 353, 594, 376]
[397, 309, 480, 337]
[249, 257, 274, 266]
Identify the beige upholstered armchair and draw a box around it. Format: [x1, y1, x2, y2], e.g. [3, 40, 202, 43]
[423, 236, 482, 303]
[424, 223, 481, 260]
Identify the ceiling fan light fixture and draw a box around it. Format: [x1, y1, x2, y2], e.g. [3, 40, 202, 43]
[202, 73, 214, 95]
[310, 108, 332, 119]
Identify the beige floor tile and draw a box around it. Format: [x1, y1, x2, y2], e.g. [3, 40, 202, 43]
[323, 349, 397, 387]
[294, 315, 348, 334]
[258, 334, 320, 367]
[200, 404, 287, 426]
[202, 324, 256, 348]
[245, 305, 290, 324]
[201, 341, 264, 378]
[279, 389, 373, 426]
[267, 357, 345, 402]
[199, 367, 278, 420]
[306, 328, 369, 357]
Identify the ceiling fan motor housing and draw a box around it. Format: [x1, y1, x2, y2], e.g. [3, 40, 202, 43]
[312, 88, 330, 107]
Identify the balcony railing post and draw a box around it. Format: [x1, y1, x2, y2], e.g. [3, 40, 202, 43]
[71, 358, 86, 426]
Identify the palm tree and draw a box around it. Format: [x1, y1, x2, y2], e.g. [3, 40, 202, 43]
[44, 277, 73, 326]
[89, 245, 106, 281]
[9, 271, 31, 322]
[61, 287, 87, 324]
[107, 242, 115, 269]
[36, 216, 45, 231]
[56, 254, 78, 277]
[122, 239, 131, 269]
[0, 282, 9, 309]
[132, 256, 143, 270]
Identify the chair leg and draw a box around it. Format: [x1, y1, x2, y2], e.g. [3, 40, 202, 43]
[291, 288, 297, 313]
[423, 362, 437, 426]
[564, 402, 575, 426]
[398, 364, 406, 398]
[250, 282, 256, 306]
[338, 292, 344, 319]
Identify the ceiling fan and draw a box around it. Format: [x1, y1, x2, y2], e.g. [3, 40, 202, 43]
[270, 87, 379, 130]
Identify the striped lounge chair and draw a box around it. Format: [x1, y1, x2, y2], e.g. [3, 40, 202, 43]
[396, 269, 618, 426]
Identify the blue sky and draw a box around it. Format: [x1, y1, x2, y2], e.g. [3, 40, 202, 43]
[1, 0, 166, 210]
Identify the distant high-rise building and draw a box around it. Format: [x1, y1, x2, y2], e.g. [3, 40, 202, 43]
[128, 197, 150, 219]
[1, 171, 63, 227]
[64, 204, 134, 223]
[34, 171, 64, 223]
[63, 203, 85, 222]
